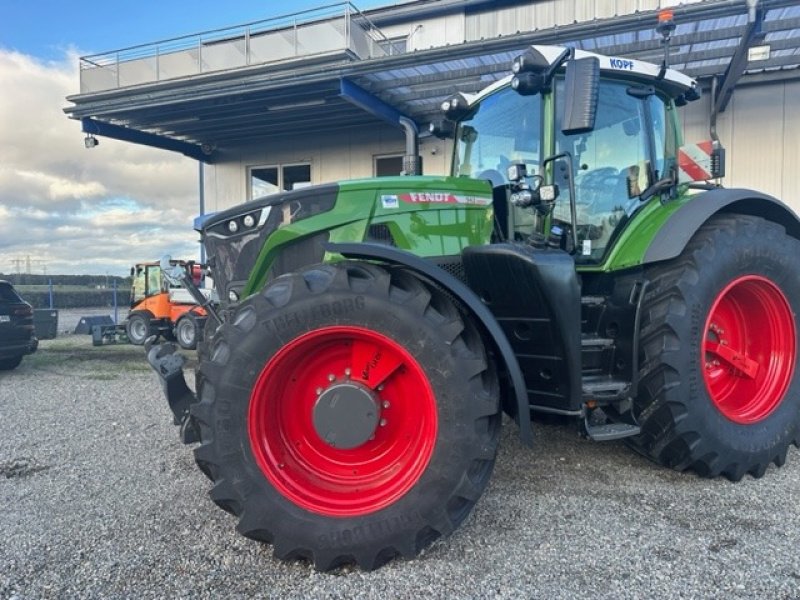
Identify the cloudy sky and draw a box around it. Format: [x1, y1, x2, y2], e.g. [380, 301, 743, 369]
[0, 0, 389, 276]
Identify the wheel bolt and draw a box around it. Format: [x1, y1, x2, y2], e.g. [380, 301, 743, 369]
[315, 387, 323, 395]
[382, 400, 390, 409]
[380, 418, 387, 427]
[344, 367, 351, 377]
[377, 384, 385, 392]
[327, 373, 335, 382]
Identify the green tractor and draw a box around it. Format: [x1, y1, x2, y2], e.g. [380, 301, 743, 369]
[148, 40, 800, 571]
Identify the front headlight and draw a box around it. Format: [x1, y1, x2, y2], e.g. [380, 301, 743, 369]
[207, 207, 271, 240]
[200, 184, 338, 307]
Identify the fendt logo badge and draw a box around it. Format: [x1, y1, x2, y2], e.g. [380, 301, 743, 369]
[380, 192, 492, 207]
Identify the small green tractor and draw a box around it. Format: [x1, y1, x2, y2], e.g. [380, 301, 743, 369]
[148, 35, 800, 571]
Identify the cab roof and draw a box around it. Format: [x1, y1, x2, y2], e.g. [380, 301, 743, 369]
[470, 44, 698, 105]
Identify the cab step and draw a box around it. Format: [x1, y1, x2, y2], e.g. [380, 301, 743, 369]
[581, 334, 614, 348]
[583, 419, 641, 441]
[581, 375, 630, 399]
[581, 295, 606, 306]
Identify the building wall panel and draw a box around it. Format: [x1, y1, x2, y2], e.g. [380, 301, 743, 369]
[679, 80, 797, 212]
[782, 81, 800, 209]
[533, 1, 556, 30]
[727, 85, 785, 201]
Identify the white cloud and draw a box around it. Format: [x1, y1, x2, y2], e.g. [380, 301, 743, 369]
[15, 169, 107, 200]
[0, 48, 199, 276]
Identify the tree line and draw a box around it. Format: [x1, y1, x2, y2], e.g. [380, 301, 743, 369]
[0, 273, 131, 287]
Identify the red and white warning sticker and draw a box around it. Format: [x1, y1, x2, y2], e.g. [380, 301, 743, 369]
[678, 141, 714, 183]
[381, 192, 491, 208]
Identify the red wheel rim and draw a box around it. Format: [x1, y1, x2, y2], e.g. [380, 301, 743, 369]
[702, 275, 796, 424]
[248, 326, 438, 517]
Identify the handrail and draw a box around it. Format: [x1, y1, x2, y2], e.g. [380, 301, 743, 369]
[79, 2, 397, 91]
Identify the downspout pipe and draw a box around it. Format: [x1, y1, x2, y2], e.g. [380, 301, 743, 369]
[339, 79, 422, 176]
[399, 116, 421, 176]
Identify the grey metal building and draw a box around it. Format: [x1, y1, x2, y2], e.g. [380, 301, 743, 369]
[65, 0, 800, 214]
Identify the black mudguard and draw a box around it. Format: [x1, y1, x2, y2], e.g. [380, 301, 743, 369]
[327, 242, 533, 447]
[462, 244, 582, 413]
[644, 188, 800, 264]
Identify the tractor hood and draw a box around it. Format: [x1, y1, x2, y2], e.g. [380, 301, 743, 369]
[200, 176, 494, 306]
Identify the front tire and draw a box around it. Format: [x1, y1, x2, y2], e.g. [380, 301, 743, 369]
[192, 262, 501, 570]
[175, 314, 199, 350]
[125, 312, 153, 345]
[633, 215, 800, 480]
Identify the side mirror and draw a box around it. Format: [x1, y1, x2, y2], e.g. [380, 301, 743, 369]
[561, 57, 600, 135]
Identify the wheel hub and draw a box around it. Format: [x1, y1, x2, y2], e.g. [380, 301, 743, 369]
[702, 275, 796, 423]
[313, 382, 380, 449]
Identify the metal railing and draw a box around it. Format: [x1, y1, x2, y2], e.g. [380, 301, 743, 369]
[79, 3, 399, 93]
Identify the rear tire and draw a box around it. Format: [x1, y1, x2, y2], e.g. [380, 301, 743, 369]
[0, 355, 23, 370]
[192, 262, 501, 570]
[175, 314, 199, 350]
[632, 215, 800, 480]
[126, 312, 153, 345]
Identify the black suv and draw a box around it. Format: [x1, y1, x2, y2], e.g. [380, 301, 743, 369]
[0, 280, 38, 370]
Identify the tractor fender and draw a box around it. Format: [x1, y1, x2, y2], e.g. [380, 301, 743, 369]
[644, 188, 800, 264]
[327, 242, 533, 447]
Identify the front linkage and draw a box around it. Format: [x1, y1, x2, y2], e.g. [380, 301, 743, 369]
[145, 338, 200, 444]
[145, 257, 219, 444]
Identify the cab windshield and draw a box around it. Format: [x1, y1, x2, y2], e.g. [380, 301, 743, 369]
[454, 88, 542, 187]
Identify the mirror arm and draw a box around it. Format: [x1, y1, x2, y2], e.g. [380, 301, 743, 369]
[543, 48, 573, 89]
[639, 172, 676, 202]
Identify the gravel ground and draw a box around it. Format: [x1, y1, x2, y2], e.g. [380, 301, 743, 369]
[2, 333, 800, 599]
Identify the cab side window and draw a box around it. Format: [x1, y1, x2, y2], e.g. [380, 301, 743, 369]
[553, 79, 666, 259]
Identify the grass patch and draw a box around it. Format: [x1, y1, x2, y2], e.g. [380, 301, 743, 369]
[24, 335, 197, 375]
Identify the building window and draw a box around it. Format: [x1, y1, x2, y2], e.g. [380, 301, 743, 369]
[249, 163, 312, 199]
[374, 155, 404, 177]
[378, 36, 407, 56]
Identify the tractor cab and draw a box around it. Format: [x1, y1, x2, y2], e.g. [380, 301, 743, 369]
[441, 44, 714, 264]
[130, 262, 166, 306]
[130, 261, 204, 306]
